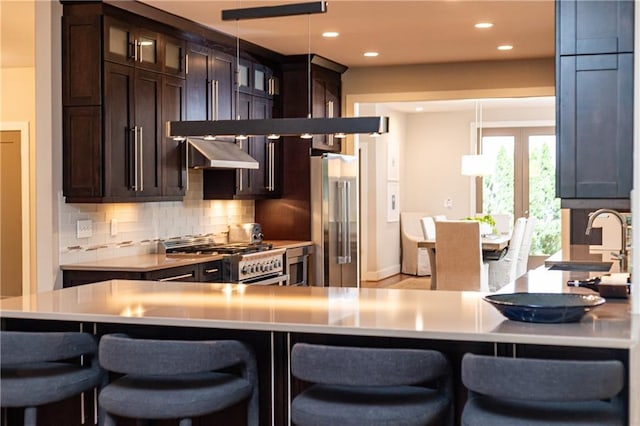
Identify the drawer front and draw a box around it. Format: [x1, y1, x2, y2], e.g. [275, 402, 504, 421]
[145, 265, 198, 282]
[199, 260, 223, 282]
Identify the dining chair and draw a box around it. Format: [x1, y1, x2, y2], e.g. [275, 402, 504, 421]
[490, 213, 512, 234]
[461, 353, 625, 425]
[290, 343, 453, 426]
[516, 216, 537, 277]
[1, 331, 104, 426]
[420, 216, 436, 240]
[400, 211, 431, 276]
[435, 220, 489, 291]
[98, 334, 259, 426]
[488, 217, 527, 291]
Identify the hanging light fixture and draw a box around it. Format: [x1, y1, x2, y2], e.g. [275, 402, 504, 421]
[168, 1, 389, 140]
[461, 100, 494, 177]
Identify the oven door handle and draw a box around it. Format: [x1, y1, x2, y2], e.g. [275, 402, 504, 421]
[241, 274, 289, 286]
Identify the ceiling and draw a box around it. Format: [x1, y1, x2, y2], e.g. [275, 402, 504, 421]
[140, 0, 555, 68]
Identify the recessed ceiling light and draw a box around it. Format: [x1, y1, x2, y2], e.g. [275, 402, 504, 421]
[415, 107, 424, 112]
[363, 51, 379, 57]
[497, 45, 513, 51]
[475, 22, 493, 29]
[322, 31, 339, 38]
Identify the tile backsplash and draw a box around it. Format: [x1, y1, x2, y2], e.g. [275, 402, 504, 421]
[59, 170, 254, 264]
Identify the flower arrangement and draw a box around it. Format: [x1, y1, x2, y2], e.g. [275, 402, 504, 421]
[462, 214, 498, 235]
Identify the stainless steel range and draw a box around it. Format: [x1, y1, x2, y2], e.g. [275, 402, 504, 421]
[159, 237, 287, 285]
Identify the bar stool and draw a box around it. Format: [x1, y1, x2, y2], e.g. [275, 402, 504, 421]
[461, 353, 626, 425]
[0, 331, 103, 426]
[290, 343, 453, 426]
[98, 334, 259, 426]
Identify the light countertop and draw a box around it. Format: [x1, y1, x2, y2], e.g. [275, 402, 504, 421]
[59, 240, 313, 272]
[1, 271, 636, 349]
[59, 253, 224, 272]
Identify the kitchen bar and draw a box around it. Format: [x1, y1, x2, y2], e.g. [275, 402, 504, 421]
[1, 270, 638, 425]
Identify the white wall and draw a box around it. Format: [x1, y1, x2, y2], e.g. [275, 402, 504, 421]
[360, 100, 555, 281]
[360, 104, 406, 281]
[404, 104, 556, 218]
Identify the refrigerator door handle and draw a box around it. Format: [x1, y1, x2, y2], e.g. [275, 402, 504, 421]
[337, 180, 351, 264]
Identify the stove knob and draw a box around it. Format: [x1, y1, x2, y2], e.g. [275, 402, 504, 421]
[242, 265, 249, 274]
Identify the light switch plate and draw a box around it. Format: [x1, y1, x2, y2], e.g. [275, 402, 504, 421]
[77, 219, 93, 238]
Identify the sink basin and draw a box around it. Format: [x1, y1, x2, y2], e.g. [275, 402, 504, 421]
[547, 261, 612, 272]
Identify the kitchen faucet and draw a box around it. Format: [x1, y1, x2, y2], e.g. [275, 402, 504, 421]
[585, 209, 629, 273]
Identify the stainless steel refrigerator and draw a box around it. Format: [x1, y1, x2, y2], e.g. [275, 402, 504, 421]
[311, 154, 359, 287]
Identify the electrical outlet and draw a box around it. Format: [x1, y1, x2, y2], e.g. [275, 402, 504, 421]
[110, 219, 118, 237]
[77, 219, 93, 238]
[444, 198, 453, 209]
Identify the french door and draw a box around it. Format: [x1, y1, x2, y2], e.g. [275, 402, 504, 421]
[477, 127, 560, 255]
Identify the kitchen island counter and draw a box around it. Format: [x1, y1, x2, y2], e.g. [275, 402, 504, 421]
[1, 273, 638, 425]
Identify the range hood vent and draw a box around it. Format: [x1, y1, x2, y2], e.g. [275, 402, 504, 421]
[187, 138, 259, 169]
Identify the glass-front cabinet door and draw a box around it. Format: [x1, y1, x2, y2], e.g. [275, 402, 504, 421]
[104, 17, 161, 73]
[163, 36, 186, 78]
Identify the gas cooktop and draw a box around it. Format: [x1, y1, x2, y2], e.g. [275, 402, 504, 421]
[159, 237, 272, 256]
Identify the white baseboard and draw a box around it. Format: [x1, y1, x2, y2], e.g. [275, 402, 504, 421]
[363, 264, 401, 282]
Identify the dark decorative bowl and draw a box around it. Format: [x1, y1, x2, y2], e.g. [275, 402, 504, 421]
[483, 293, 605, 323]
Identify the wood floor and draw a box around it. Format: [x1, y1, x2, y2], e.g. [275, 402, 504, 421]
[360, 273, 417, 288]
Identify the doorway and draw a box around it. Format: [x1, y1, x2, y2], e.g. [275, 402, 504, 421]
[478, 126, 560, 256]
[0, 124, 30, 297]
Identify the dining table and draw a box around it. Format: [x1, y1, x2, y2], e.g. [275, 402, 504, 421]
[418, 234, 511, 289]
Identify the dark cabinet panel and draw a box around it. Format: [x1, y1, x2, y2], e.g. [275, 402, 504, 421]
[103, 62, 136, 199]
[63, 107, 102, 198]
[557, 53, 633, 199]
[62, 15, 102, 106]
[134, 69, 163, 197]
[558, 0, 634, 55]
[162, 75, 187, 196]
[185, 44, 235, 122]
[199, 260, 223, 282]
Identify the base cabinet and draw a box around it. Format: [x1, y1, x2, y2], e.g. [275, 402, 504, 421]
[62, 260, 223, 288]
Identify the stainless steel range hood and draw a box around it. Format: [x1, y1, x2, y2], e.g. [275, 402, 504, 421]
[187, 138, 259, 169]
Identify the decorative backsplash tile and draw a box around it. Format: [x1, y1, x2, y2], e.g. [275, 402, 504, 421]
[59, 170, 254, 264]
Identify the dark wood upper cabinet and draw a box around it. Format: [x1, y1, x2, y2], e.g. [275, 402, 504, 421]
[557, 0, 634, 56]
[555, 0, 634, 205]
[185, 43, 235, 121]
[280, 55, 346, 153]
[62, 4, 187, 202]
[557, 53, 633, 199]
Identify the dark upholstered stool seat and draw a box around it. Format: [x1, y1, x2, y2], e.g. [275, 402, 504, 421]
[461, 353, 625, 426]
[99, 371, 253, 419]
[98, 334, 259, 426]
[290, 343, 452, 426]
[462, 395, 625, 426]
[292, 383, 449, 426]
[0, 331, 103, 426]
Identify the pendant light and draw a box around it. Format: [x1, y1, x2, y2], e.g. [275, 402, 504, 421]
[168, 1, 389, 141]
[461, 100, 494, 177]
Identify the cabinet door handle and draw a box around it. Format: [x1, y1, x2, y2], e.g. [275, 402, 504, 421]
[185, 53, 189, 75]
[204, 268, 219, 274]
[268, 141, 275, 191]
[182, 139, 189, 190]
[138, 126, 144, 192]
[158, 272, 194, 282]
[130, 40, 138, 61]
[214, 80, 219, 120]
[132, 126, 139, 191]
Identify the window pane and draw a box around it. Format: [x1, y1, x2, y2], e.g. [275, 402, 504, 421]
[482, 136, 514, 219]
[528, 135, 560, 255]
